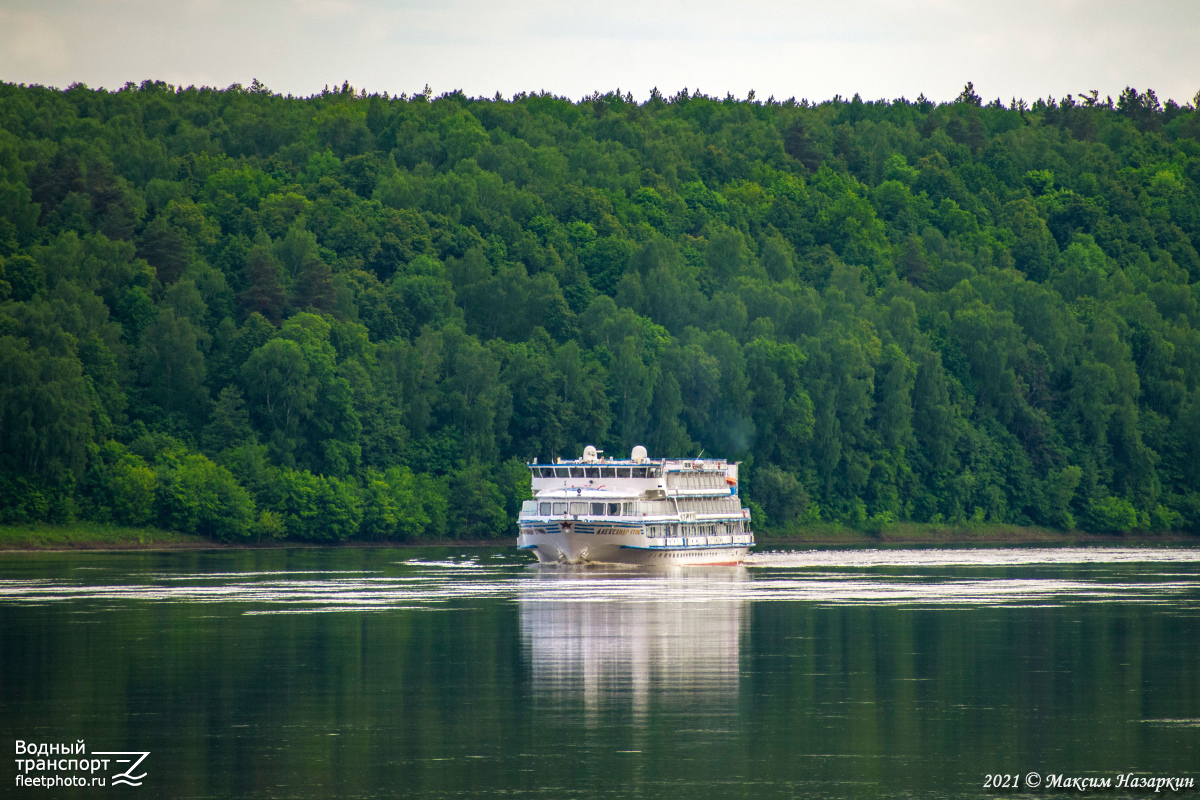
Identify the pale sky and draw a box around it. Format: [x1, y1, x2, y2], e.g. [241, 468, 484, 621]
[0, 0, 1197, 105]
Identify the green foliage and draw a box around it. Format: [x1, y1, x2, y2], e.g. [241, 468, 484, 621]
[84, 442, 158, 525]
[447, 463, 508, 539]
[0, 80, 1198, 539]
[266, 467, 362, 542]
[751, 464, 810, 527]
[358, 466, 432, 540]
[1086, 496, 1138, 534]
[153, 449, 256, 541]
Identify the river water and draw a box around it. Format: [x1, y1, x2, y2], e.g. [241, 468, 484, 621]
[2, 545, 1198, 798]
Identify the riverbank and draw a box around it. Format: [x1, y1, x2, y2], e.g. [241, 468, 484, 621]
[0, 523, 214, 551]
[1, 522, 1195, 552]
[0, 524, 512, 551]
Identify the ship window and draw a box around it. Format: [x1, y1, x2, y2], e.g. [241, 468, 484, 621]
[542, 468, 555, 478]
[569, 502, 587, 515]
[552, 503, 567, 515]
[601, 467, 615, 478]
[585, 467, 600, 478]
[551, 468, 566, 478]
[539, 503, 551, 515]
[590, 502, 605, 515]
[607, 503, 621, 516]
[623, 502, 637, 515]
[632, 467, 647, 478]
[570, 467, 585, 478]
[617, 467, 631, 478]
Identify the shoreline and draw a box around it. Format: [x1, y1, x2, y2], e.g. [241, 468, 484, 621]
[0, 525, 509, 553]
[1, 523, 1195, 553]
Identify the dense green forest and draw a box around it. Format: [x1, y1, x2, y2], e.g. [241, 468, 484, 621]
[1, 78, 1199, 541]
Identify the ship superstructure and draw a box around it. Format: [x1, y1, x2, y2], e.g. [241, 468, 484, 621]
[516, 445, 754, 565]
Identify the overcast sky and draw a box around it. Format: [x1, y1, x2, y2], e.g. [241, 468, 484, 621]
[0, 0, 1197, 105]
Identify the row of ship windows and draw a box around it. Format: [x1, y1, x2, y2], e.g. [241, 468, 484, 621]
[532, 466, 660, 479]
[540, 502, 634, 516]
[536, 497, 741, 517]
[531, 467, 731, 486]
[644, 522, 748, 536]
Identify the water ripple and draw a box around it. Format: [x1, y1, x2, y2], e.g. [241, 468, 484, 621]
[0, 546, 1196, 613]
[747, 546, 1200, 568]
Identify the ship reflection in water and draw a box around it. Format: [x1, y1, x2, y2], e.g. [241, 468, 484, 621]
[519, 566, 748, 713]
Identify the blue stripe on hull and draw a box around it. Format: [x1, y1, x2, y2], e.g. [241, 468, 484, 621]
[620, 544, 748, 550]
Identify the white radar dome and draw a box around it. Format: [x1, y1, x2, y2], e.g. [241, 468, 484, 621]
[631, 445, 648, 462]
[582, 445, 599, 462]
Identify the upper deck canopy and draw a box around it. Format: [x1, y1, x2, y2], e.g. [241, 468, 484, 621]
[527, 445, 739, 483]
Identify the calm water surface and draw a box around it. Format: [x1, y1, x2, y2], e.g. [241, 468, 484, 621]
[2, 545, 1198, 798]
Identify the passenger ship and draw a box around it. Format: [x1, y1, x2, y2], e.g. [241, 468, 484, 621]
[517, 445, 754, 565]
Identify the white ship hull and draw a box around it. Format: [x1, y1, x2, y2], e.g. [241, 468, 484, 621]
[518, 522, 752, 566]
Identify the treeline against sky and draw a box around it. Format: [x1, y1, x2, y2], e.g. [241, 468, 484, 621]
[1, 79, 1199, 540]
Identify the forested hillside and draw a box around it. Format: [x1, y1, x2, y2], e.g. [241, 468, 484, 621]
[1, 79, 1199, 540]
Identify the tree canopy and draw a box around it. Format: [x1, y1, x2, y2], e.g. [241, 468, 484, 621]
[1, 78, 1199, 539]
